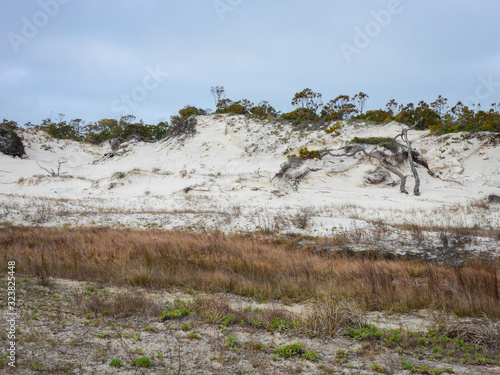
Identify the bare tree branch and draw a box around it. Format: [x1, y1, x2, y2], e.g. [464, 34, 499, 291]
[36, 161, 56, 176]
[36, 159, 67, 177]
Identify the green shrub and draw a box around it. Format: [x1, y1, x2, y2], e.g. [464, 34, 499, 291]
[160, 299, 192, 320]
[355, 109, 393, 124]
[324, 121, 342, 134]
[267, 317, 298, 331]
[302, 350, 319, 362]
[281, 108, 319, 122]
[130, 356, 151, 368]
[370, 363, 386, 373]
[274, 343, 304, 359]
[109, 358, 123, 368]
[216, 99, 253, 115]
[344, 324, 384, 340]
[250, 101, 278, 119]
[298, 147, 320, 159]
[350, 137, 394, 145]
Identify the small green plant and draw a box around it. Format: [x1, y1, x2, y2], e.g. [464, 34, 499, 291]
[109, 358, 123, 368]
[31, 362, 45, 371]
[324, 121, 342, 135]
[226, 334, 237, 348]
[298, 147, 320, 159]
[85, 312, 95, 319]
[130, 356, 152, 368]
[384, 330, 403, 347]
[252, 319, 263, 327]
[266, 317, 297, 331]
[344, 324, 384, 340]
[401, 361, 415, 371]
[133, 348, 144, 355]
[221, 314, 235, 327]
[160, 299, 192, 320]
[180, 323, 191, 331]
[335, 349, 348, 363]
[84, 285, 96, 294]
[97, 332, 110, 339]
[144, 325, 155, 332]
[302, 350, 319, 362]
[474, 353, 488, 365]
[274, 342, 304, 359]
[186, 331, 200, 339]
[370, 363, 386, 373]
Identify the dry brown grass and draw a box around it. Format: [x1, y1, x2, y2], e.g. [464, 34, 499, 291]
[1, 226, 499, 317]
[308, 298, 366, 337]
[431, 310, 500, 352]
[76, 291, 162, 318]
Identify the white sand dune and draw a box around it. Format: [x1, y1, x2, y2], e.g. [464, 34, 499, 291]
[1, 116, 499, 250]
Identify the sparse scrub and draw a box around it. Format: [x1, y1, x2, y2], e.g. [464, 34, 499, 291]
[308, 298, 365, 337]
[273, 342, 304, 359]
[112, 171, 126, 179]
[291, 207, 313, 229]
[324, 121, 342, 135]
[160, 299, 193, 320]
[191, 296, 232, 324]
[344, 322, 500, 367]
[78, 291, 161, 318]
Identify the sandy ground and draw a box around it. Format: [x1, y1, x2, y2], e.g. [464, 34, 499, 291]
[1, 277, 498, 374]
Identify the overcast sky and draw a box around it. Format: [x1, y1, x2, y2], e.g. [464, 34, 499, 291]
[1, 0, 499, 125]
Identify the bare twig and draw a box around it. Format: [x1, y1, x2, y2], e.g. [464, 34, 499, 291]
[36, 159, 67, 177]
[108, 322, 147, 375]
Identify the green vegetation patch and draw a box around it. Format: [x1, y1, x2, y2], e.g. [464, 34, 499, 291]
[160, 299, 193, 320]
[344, 324, 500, 367]
[350, 137, 395, 145]
[298, 147, 321, 159]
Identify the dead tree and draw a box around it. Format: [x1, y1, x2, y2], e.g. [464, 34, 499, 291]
[36, 159, 67, 177]
[321, 146, 409, 194]
[320, 123, 428, 195]
[395, 122, 420, 195]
